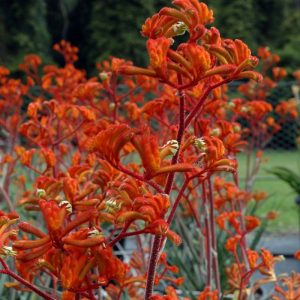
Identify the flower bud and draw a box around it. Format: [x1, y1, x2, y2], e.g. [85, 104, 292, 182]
[194, 137, 207, 151]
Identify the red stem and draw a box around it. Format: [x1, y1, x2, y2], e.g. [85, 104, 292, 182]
[0, 184, 14, 211]
[116, 164, 164, 194]
[144, 76, 234, 299]
[144, 74, 186, 299]
[184, 78, 233, 129]
[208, 176, 221, 295]
[52, 121, 84, 146]
[0, 268, 55, 300]
[202, 181, 212, 287]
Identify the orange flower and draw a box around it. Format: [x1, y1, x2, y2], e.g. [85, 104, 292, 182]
[197, 287, 218, 300]
[225, 236, 241, 252]
[247, 249, 259, 269]
[86, 124, 134, 165]
[60, 252, 89, 290]
[53, 40, 79, 65]
[141, 13, 175, 39]
[168, 43, 212, 83]
[160, 0, 213, 41]
[272, 67, 287, 81]
[19, 54, 42, 75]
[207, 39, 262, 81]
[261, 248, 277, 269]
[147, 37, 172, 79]
[96, 247, 126, 283]
[41, 148, 56, 169]
[132, 131, 161, 178]
[39, 200, 67, 233]
[245, 216, 261, 231]
[295, 250, 300, 260]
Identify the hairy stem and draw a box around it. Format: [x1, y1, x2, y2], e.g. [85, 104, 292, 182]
[202, 182, 212, 287]
[0, 269, 55, 300]
[144, 74, 185, 299]
[208, 177, 221, 294]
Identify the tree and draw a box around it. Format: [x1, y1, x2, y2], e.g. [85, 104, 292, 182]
[217, 0, 257, 49]
[0, 0, 51, 70]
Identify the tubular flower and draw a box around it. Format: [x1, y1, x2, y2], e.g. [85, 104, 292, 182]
[141, 13, 176, 39]
[160, 0, 213, 41]
[53, 40, 79, 65]
[245, 216, 261, 232]
[132, 132, 161, 178]
[60, 252, 90, 296]
[272, 272, 300, 300]
[62, 228, 105, 249]
[147, 37, 172, 79]
[115, 193, 169, 225]
[247, 249, 259, 270]
[118, 38, 173, 79]
[146, 220, 182, 246]
[168, 43, 211, 83]
[0, 211, 19, 257]
[150, 286, 183, 300]
[96, 247, 127, 283]
[206, 39, 262, 81]
[197, 287, 218, 300]
[275, 99, 298, 119]
[226, 263, 243, 293]
[39, 200, 67, 234]
[142, 0, 213, 41]
[86, 124, 134, 165]
[195, 136, 236, 172]
[132, 131, 194, 179]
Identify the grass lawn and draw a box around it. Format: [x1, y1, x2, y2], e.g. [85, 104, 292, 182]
[237, 150, 300, 233]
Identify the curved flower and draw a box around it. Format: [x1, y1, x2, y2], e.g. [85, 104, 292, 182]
[86, 124, 134, 165]
[147, 37, 172, 79]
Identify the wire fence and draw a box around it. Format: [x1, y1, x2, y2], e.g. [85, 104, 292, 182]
[229, 81, 300, 150]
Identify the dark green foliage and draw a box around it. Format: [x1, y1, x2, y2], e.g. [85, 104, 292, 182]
[86, 0, 164, 70]
[217, 0, 257, 49]
[0, 0, 300, 72]
[268, 165, 300, 195]
[0, 0, 51, 70]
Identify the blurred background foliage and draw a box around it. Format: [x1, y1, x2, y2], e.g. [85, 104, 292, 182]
[0, 0, 300, 74]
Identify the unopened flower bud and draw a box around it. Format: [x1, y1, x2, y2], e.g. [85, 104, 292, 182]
[194, 137, 206, 151]
[160, 140, 179, 158]
[241, 106, 249, 113]
[1, 246, 17, 257]
[59, 200, 72, 213]
[99, 71, 109, 81]
[88, 228, 103, 238]
[172, 21, 188, 36]
[233, 125, 241, 133]
[210, 128, 221, 137]
[227, 102, 235, 109]
[109, 103, 115, 111]
[36, 188, 46, 198]
[105, 198, 122, 213]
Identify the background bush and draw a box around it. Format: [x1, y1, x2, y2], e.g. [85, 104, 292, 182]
[0, 0, 299, 72]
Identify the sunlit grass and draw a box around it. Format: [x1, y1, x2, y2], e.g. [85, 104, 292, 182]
[237, 150, 300, 233]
